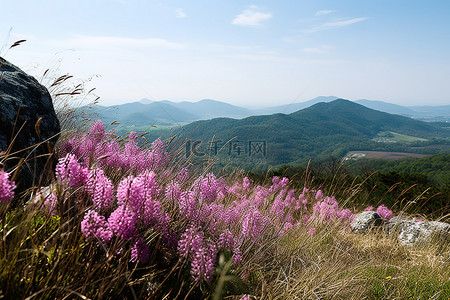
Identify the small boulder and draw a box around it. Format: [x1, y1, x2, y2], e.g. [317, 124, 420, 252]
[351, 211, 383, 233]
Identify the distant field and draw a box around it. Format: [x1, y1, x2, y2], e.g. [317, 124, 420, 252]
[344, 151, 430, 160]
[113, 124, 177, 136]
[372, 131, 428, 143]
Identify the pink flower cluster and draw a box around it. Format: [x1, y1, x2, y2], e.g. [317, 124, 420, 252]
[85, 168, 114, 210]
[59, 120, 169, 173]
[130, 238, 150, 264]
[53, 122, 174, 264]
[55, 154, 88, 188]
[376, 205, 393, 220]
[81, 210, 113, 243]
[311, 193, 354, 223]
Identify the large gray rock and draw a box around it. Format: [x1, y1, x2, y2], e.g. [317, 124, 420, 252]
[351, 211, 383, 233]
[397, 222, 430, 246]
[396, 220, 450, 246]
[383, 215, 412, 234]
[0, 57, 60, 196]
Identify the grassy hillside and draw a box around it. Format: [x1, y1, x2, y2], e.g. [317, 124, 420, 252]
[1, 119, 448, 299]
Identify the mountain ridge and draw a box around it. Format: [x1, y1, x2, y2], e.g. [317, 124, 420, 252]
[92, 96, 450, 127]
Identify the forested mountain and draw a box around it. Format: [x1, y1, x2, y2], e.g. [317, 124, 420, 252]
[290, 99, 444, 137]
[168, 99, 449, 166]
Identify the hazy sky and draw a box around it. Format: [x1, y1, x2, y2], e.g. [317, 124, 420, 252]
[2, 0, 450, 107]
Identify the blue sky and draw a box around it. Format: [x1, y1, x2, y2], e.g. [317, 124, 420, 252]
[2, 0, 450, 107]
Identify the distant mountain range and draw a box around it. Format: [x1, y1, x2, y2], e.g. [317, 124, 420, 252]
[87, 96, 450, 127]
[87, 99, 252, 126]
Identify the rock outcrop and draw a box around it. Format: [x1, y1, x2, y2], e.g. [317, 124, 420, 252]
[351, 211, 450, 246]
[350, 211, 383, 233]
[0, 57, 60, 196]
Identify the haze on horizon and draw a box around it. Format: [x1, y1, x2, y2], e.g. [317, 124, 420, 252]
[2, 0, 450, 107]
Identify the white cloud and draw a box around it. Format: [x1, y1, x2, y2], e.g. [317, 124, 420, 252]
[315, 10, 333, 16]
[176, 8, 186, 18]
[303, 17, 368, 33]
[232, 7, 272, 27]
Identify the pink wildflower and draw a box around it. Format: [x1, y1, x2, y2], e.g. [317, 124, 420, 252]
[218, 229, 235, 250]
[232, 247, 243, 266]
[242, 176, 252, 192]
[179, 191, 199, 220]
[108, 205, 137, 240]
[376, 205, 393, 220]
[130, 237, 150, 264]
[165, 181, 181, 201]
[242, 207, 267, 240]
[0, 171, 16, 203]
[190, 242, 217, 282]
[315, 190, 323, 200]
[43, 192, 58, 215]
[85, 168, 114, 210]
[176, 167, 190, 183]
[81, 210, 113, 243]
[178, 226, 204, 258]
[55, 154, 88, 188]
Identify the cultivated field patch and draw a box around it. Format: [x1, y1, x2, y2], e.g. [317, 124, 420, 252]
[344, 151, 429, 160]
[373, 131, 428, 143]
